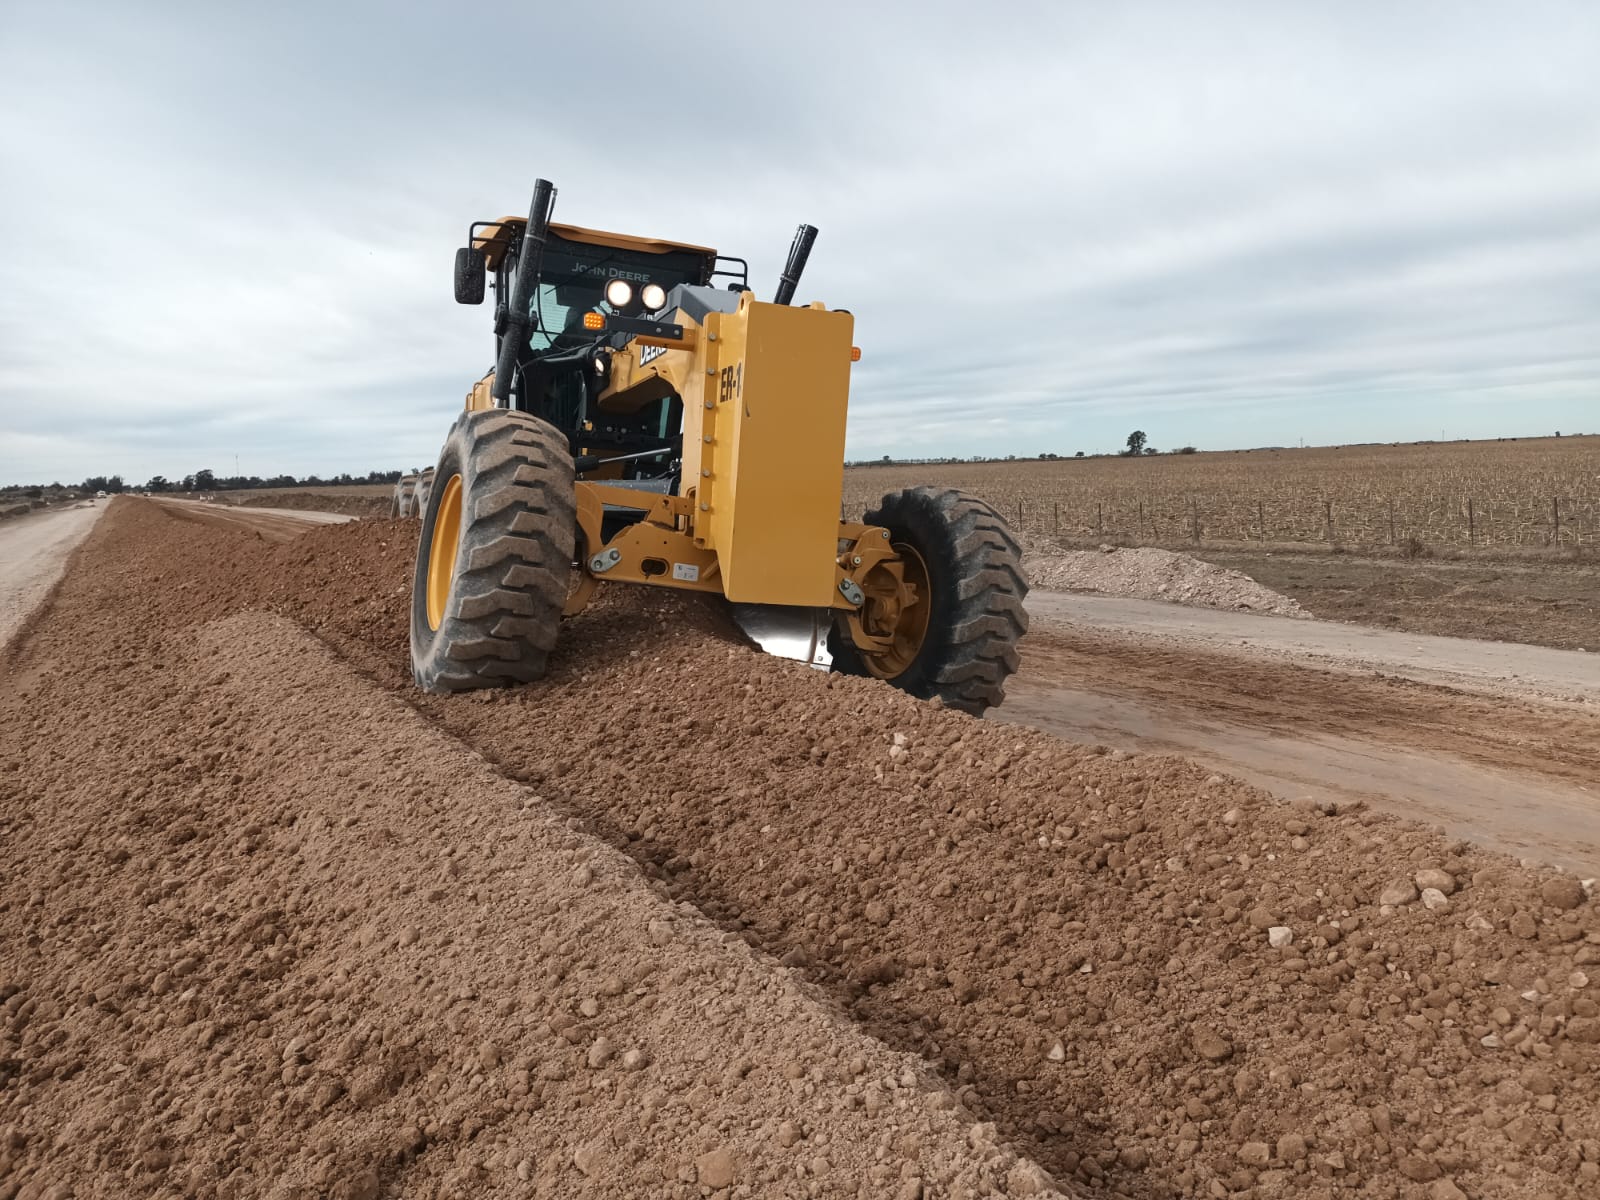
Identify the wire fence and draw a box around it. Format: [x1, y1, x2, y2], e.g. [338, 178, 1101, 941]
[1002, 495, 1600, 551]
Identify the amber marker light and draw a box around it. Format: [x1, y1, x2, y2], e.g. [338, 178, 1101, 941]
[850, 346, 862, 361]
[582, 312, 605, 331]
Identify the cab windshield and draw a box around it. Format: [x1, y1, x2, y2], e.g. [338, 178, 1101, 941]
[527, 235, 708, 352]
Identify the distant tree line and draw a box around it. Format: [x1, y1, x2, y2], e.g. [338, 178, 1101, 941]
[146, 468, 405, 492]
[848, 432, 1199, 468]
[4, 469, 405, 497]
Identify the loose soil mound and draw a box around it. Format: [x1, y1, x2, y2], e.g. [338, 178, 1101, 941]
[1023, 541, 1305, 617]
[1, 505, 1066, 1199]
[6, 499, 1600, 1199]
[217, 489, 391, 518]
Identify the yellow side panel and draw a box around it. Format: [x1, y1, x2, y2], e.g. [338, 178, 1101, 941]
[706, 297, 854, 605]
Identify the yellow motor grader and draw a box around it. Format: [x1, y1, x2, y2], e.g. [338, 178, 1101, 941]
[411, 178, 1027, 714]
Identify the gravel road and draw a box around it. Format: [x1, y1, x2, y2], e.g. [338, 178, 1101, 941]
[1024, 592, 1599, 707]
[0, 502, 103, 650]
[1009, 594, 1600, 876]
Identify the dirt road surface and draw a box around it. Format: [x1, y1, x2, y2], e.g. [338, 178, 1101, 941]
[1022, 594, 1599, 706]
[0, 502, 103, 650]
[1006, 595, 1600, 877]
[1199, 548, 1600, 653]
[150, 496, 355, 541]
[5, 499, 1600, 1200]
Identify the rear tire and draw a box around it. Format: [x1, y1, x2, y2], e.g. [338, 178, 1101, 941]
[410, 410, 576, 692]
[410, 467, 436, 518]
[833, 487, 1028, 715]
[391, 473, 417, 519]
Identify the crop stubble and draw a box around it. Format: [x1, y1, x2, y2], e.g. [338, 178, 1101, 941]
[845, 436, 1600, 552]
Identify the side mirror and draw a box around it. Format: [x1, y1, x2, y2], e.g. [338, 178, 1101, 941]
[454, 246, 486, 304]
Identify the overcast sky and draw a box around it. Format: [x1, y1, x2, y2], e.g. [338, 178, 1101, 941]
[2, 1, 1597, 485]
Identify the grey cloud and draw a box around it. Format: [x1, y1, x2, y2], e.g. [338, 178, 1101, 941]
[2, 1, 1597, 483]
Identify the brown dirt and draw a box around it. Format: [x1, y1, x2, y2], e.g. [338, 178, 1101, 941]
[6, 499, 1600, 1199]
[0, 502, 1067, 1200]
[210, 486, 393, 518]
[1194, 549, 1600, 653]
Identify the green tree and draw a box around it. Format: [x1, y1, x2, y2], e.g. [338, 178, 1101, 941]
[1123, 431, 1148, 457]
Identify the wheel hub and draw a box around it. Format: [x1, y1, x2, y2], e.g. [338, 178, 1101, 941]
[425, 473, 463, 630]
[860, 542, 930, 679]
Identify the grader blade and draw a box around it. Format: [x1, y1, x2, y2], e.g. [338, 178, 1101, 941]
[731, 604, 833, 670]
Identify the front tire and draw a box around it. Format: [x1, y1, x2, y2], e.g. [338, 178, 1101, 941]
[833, 487, 1028, 715]
[410, 410, 576, 692]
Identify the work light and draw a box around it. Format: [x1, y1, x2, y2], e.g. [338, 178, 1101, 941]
[641, 282, 667, 312]
[604, 278, 633, 308]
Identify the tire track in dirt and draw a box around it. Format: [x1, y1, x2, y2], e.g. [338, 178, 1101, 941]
[7, 500, 1600, 1199]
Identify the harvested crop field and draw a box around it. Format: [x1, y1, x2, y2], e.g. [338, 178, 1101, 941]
[4, 499, 1600, 1199]
[845, 436, 1600, 553]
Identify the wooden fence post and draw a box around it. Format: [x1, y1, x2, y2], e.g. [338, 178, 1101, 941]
[1017, 500, 1024, 527]
[1138, 500, 1145, 540]
[1257, 500, 1265, 542]
[1190, 499, 1200, 544]
[1324, 499, 1334, 545]
[1388, 498, 1396, 545]
[1096, 502, 1103, 537]
[1553, 496, 1561, 546]
[1468, 498, 1475, 547]
[1053, 501, 1059, 532]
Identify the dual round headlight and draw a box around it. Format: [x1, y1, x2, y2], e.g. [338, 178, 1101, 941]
[602, 278, 670, 313]
[604, 278, 633, 308]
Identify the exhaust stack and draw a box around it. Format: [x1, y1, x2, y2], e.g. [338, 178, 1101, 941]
[773, 224, 818, 306]
[492, 178, 557, 404]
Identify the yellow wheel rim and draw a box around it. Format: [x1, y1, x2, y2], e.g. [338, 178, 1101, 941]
[864, 542, 932, 680]
[425, 473, 463, 631]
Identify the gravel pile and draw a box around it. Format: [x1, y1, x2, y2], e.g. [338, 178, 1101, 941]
[1023, 540, 1305, 617]
[5, 500, 1599, 1200]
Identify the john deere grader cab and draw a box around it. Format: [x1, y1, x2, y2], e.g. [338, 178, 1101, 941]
[410, 179, 1027, 714]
